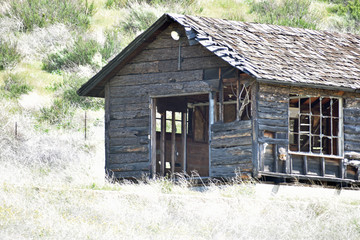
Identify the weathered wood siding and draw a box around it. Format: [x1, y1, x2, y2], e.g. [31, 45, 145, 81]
[106, 22, 230, 178]
[210, 120, 252, 178]
[343, 93, 360, 180]
[257, 84, 289, 174]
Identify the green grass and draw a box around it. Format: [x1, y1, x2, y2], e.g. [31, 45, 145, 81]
[0, 40, 21, 70]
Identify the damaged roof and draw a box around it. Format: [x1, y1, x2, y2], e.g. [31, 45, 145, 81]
[78, 13, 360, 97]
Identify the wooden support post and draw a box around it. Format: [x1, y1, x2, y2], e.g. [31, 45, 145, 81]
[303, 155, 308, 175]
[340, 159, 345, 179]
[150, 98, 157, 178]
[209, 91, 215, 177]
[171, 112, 176, 176]
[84, 111, 87, 140]
[182, 111, 187, 174]
[160, 113, 166, 177]
[219, 68, 224, 122]
[321, 157, 325, 177]
[274, 145, 278, 173]
[236, 75, 241, 121]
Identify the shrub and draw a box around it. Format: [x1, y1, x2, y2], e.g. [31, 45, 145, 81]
[120, 2, 160, 35]
[0, 40, 21, 70]
[250, 0, 319, 29]
[42, 37, 100, 73]
[99, 28, 122, 62]
[2, 0, 95, 32]
[39, 75, 103, 127]
[61, 75, 104, 111]
[0, 73, 33, 99]
[328, 0, 360, 23]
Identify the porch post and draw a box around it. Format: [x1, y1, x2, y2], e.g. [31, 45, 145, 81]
[209, 91, 216, 177]
[160, 113, 166, 176]
[150, 98, 157, 178]
[182, 111, 187, 174]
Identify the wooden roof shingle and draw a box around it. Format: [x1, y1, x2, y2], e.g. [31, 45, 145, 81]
[78, 13, 360, 97]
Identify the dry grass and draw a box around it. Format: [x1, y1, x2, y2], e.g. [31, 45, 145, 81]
[1, 103, 360, 239]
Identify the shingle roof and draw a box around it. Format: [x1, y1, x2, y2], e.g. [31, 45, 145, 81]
[169, 13, 360, 91]
[78, 13, 360, 97]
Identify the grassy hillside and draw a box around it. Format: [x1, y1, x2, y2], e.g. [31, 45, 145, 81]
[1, 0, 360, 238]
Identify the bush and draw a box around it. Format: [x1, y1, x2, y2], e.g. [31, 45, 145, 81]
[120, 2, 160, 35]
[2, 0, 95, 32]
[0, 40, 21, 70]
[39, 75, 103, 127]
[99, 28, 122, 62]
[0, 73, 33, 99]
[42, 37, 100, 73]
[328, 0, 360, 21]
[250, 0, 319, 29]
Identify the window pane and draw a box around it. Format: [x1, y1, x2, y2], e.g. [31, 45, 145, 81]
[311, 136, 321, 154]
[300, 115, 309, 132]
[175, 121, 182, 134]
[322, 137, 331, 155]
[166, 111, 172, 119]
[156, 119, 161, 132]
[332, 99, 339, 117]
[322, 117, 331, 136]
[311, 97, 320, 115]
[289, 133, 299, 151]
[300, 98, 310, 113]
[175, 112, 182, 121]
[166, 120, 172, 132]
[332, 118, 339, 136]
[333, 138, 339, 156]
[300, 135, 309, 152]
[311, 116, 320, 134]
[290, 118, 298, 133]
[321, 98, 331, 116]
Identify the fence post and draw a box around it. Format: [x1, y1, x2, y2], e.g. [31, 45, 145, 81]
[84, 111, 87, 140]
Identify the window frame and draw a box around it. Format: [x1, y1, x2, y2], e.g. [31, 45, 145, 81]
[288, 95, 344, 158]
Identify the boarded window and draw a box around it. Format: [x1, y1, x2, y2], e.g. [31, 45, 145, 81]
[289, 96, 342, 156]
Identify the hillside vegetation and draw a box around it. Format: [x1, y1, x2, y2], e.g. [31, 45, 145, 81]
[1, 0, 360, 239]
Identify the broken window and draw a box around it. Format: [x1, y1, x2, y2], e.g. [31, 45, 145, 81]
[289, 95, 342, 156]
[156, 110, 186, 134]
[204, 67, 252, 122]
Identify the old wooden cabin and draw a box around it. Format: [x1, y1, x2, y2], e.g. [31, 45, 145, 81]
[78, 13, 360, 184]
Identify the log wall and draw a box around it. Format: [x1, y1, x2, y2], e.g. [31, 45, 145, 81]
[210, 120, 252, 178]
[106, 22, 229, 178]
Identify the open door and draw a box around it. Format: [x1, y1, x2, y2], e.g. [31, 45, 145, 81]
[150, 94, 210, 177]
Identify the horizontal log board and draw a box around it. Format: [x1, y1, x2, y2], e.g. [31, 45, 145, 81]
[211, 163, 253, 177]
[109, 118, 148, 128]
[109, 103, 149, 111]
[210, 120, 253, 177]
[110, 110, 149, 120]
[344, 133, 360, 142]
[109, 136, 149, 147]
[111, 70, 203, 87]
[109, 145, 148, 154]
[258, 112, 287, 120]
[258, 100, 288, 109]
[112, 171, 148, 179]
[211, 136, 252, 148]
[108, 153, 149, 164]
[211, 120, 251, 132]
[344, 125, 360, 134]
[118, 56, 229, 76]
[108, 126, 149, 138]
[129, 45, 214, 63]
[108, 162, 150, 172]
[110, 96, 149, 105]
[110, 82, 211, 98]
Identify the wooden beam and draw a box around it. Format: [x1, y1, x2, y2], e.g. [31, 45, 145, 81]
[150, 98, 157, 179]
[160, 113, 166, 176]
[303, 155, 308, 175]
[171, 111, 176, 175]
[321, 157, 325, 177]
[209, 91, 215, 177]
[182, 112, 187, 173]
[236, 75, 241, 121]
[219, 68, 224, 122]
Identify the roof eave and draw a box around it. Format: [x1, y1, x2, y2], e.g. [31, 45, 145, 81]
[256, 78, 359, 93]
[77, 13, 172, 97]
